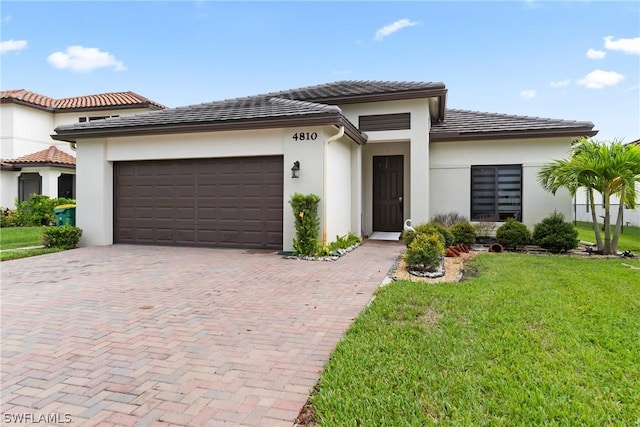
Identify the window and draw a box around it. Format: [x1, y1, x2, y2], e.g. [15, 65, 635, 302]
[78, 115, 119, 123]
[471, 165, 522, 221]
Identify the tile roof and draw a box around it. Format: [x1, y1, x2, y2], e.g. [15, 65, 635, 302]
[431, 109, 597, 140]
[260, 80, 446, 103]
[0, 89, 165, 111]
[54, 95, 368, 144]
[51, 80, 596, 142]
[2, 146, 76, 167]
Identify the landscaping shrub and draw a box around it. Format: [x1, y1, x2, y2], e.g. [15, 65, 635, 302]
[402, 222, 454, 248]
[430, 212, 469, 228]
[289, 193, 321, 256]
[496, 218, 531, 250]
[13, 196, 76, 226]
[328, 232, 362, 252]
[404, 232, 445, 272]
[42, 225, 83, 249]
[449, 221, 477, 245]
[533, 212, 579, 253]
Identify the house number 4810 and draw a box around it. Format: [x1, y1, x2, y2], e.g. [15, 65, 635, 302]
[292, 132, 318, 141]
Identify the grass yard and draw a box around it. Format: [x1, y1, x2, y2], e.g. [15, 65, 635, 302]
[0, 226, 62, 261]
[311, 253, 640, 426]
[575, 221, 640, 252]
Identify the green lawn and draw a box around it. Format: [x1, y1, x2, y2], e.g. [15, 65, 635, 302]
[0, 226, 62, 261]
[312, 253, 640, 426]
[575, 221, 640, 252]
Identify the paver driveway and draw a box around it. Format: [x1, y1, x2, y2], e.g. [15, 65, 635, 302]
[1, 241, 404, 426]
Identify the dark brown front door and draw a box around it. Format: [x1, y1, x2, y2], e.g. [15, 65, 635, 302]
[373, 155, 404, 231]
[114, 156, 283, 249]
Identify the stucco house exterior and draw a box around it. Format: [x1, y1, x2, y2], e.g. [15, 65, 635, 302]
[52, 80, 597, 250]
[0, 89, 165, 209]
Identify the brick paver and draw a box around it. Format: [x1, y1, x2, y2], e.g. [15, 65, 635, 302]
[0, 241, 404, 426]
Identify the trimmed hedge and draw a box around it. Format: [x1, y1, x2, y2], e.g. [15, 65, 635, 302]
[42, 225, 82, 249]
[533, 212, 579, 253]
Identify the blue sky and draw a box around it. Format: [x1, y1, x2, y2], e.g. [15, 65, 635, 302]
[1, 1, 639, 142]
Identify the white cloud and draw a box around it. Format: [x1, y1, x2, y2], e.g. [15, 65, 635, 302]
[520, 90, 536, 99]
[374, 19, 418, 41]
[550, 79, 570, 88]
[0, 39, 28, 53]
[47, 45, 126, 72]
[577, 70, 625, 89]
[604, 36, 640, 55]
[586, 48, 606, 60]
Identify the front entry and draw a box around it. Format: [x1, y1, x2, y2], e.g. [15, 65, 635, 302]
[373, 155, 404, 231]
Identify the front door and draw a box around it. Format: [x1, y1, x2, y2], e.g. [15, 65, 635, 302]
[373, 155, 404, 231]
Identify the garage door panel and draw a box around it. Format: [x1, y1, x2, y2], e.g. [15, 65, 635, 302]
[115, 156, 283, 249]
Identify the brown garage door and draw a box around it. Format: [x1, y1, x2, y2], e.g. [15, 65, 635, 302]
[114, 156, 283, 249]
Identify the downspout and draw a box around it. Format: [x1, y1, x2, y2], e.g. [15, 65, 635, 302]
[322, 125, 345, 246]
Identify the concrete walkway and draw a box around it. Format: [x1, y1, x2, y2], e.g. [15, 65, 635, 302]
[0, 240, 404, 426]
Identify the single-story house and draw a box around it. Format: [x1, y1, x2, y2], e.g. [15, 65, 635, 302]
[0, 89, 165, 208]
[52, 80, 597, 250]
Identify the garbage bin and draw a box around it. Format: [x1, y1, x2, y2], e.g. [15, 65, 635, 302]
[54, 204, 76, 226]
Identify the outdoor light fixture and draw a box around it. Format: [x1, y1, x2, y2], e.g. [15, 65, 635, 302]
[291, 161, 300, 178]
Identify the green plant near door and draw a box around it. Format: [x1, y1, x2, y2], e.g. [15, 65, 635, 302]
[289, 193, 321, 256]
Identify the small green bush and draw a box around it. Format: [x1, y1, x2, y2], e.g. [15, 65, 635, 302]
[404, 232, 445, 272]
[402, 222, 454, 248]
[496, 218, 531, 250]
[13, 196, 77, 226]
[430, 212, 469, 228]
[42, 225, 83, 249]
[328, 232, 362, 252]
[449, 221, 477, 245]
[290, 193, 321, 256]
[533, 212, 579, 253]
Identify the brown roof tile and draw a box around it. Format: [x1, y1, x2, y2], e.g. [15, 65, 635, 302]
[430, 109, 597, 140]
[1, 89, 165, 111]
[262, 80, 446, 103]
[3, 146, 76, 166]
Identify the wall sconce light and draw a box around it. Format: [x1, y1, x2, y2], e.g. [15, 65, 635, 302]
[291, 161, 300, 179]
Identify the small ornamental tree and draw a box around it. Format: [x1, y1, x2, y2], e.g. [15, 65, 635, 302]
[496, 218, 531, 251]
[533, 212, 579, 253]
[289, 193, 321, 256]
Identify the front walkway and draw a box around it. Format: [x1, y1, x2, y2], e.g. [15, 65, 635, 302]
[0, 241, 404, 426]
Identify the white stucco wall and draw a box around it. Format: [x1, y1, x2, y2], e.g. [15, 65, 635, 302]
[76, 125, 361, 250]
[0, 171, 19, 208]
[0, 104, 57, 158]
[325, 137, 353, 244]
[429, 137, 575, 230]
[340, 98, 433, 235]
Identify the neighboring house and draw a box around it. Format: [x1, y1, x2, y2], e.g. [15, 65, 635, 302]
[52, 80, 597, 250]
[0, 89, 165, 208]
[574, 137, 640, 227]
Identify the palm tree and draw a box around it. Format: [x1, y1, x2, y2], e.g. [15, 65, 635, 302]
[538, 138, 640, 255]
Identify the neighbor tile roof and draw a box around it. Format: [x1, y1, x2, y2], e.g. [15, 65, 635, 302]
[0, 89, 165, 111]
[430, 109, 597, 140]
[3, 146, 76, 166]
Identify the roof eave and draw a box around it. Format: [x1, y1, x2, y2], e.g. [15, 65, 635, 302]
[430, 128, 598, 142]
[312, 87, 448, 105]
[52, 103, 165, 113]
[53, 113, 368, 144]
[3, 162, 75, 169]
